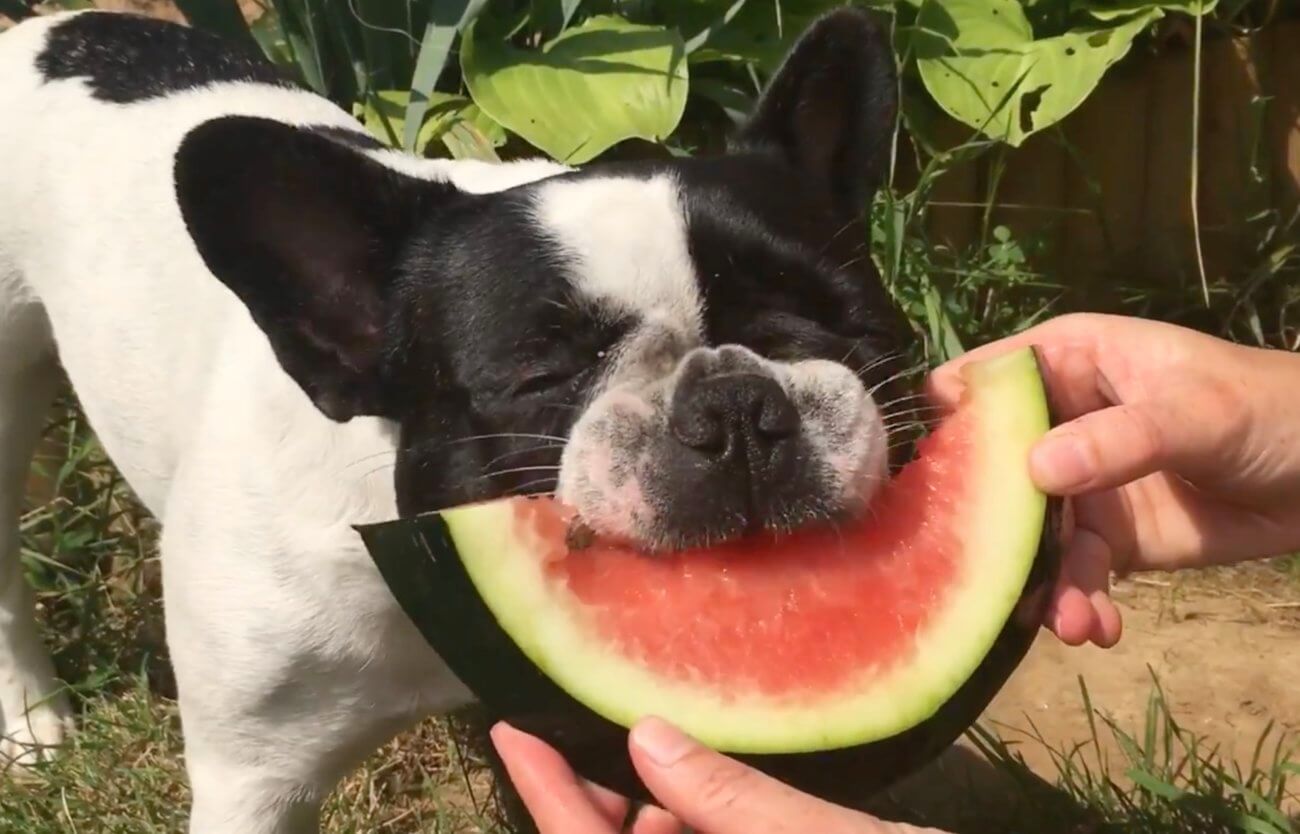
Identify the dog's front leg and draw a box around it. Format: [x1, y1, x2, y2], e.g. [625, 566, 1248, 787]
[159, 496, 460, 834]
[184, 744, 324, 834]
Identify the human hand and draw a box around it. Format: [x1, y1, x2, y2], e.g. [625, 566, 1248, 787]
[490, 718, 945, 834]
[929, 313, 1300, 648]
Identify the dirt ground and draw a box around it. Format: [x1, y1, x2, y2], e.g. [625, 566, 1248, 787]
[876, 568, 1300, 828]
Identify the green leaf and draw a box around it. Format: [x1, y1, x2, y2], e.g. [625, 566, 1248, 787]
[355, 90, 409, 147]
[442, 119, 503, 162]
[560, 0, 583, 31]
[403, 0, 491, 152]
[661, 0, 834, 72]
[1082, 0, 1217, 21]
[923, 284, 965, 361]
[916, 0, 1159, 146]
[683, 0, 751, 54]
[691, 77, 754, 125]
[269, 0, 328, 97]
[421, 94, 507, 153]
[461, 15, 688, 164]
[247, 9, 296, 68]
[357, 89, 504, 155]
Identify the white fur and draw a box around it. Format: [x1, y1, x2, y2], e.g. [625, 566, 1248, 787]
[0, 12, 567, 832]
[533, 174, 703, 335]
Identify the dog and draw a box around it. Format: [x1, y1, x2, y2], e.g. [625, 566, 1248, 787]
[0, 6, 913, 832]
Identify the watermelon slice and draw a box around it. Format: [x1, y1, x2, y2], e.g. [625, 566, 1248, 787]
[358, 345, 1060, 804]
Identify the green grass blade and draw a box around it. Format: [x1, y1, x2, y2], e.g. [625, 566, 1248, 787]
[352, 0, 418, 90]
[271, 0, 328, 97]
[560, 0, 582, 31]
[402, 0, 488, 152]
[683, 0, 749, 54]
[318, 0, 369, 106]
[1126, 767, 1184, 802]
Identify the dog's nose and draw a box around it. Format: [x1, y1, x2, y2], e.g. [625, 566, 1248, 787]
[669, 372, 799, 475]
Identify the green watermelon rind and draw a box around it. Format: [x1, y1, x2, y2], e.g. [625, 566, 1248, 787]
[441, 346, 1050, 755]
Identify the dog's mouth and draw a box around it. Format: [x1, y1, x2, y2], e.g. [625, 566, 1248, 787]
[553, 395, 891, 553]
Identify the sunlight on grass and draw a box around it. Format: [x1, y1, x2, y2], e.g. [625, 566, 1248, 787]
[969, 676, 1298, 834]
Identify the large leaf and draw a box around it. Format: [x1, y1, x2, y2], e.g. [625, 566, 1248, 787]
[1082, 0, 1217, 20]
[461, 15, 688, 164]
[658, 0, 841, 73]
[915, 0, 1160, 146]
[356, 89, 505, 156]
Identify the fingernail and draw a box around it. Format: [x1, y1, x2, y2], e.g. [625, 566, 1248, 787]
[631, 717, 696, 767]
[1030, 434, 1093, 492]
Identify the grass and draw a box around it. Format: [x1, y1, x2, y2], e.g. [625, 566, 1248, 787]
[971, 678, 1298, 834]
[870, 677, 1299, 834]
[11, 390, 509, 833]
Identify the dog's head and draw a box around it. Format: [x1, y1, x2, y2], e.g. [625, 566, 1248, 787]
[175, 8, 917, 550]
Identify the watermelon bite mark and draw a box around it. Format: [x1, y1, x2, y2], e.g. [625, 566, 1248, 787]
[523, 414, 970, 699]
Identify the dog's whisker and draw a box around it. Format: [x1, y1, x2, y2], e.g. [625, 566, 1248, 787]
[873, 392, 932, 411]
[342, 434, 568, 473]
[358, 462, 398, 481]
[818, 217, 860, 254]
[879, 404, 949, 421]
[450, 432, 568, 445]
[480, 444, 566, 471]
[833, 253, 869, 272]
[505, 476, 561, 496]
[479, 464, 563, 480]
[866, 361, 927, 396]
[850, 351, 901, 379]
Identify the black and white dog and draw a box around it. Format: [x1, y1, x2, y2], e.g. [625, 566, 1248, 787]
[0, 7, 912, 832]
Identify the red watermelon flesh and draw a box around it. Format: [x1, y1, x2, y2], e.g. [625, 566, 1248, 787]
[524, 410, 970, 699]
[424, 346, 1051, 754]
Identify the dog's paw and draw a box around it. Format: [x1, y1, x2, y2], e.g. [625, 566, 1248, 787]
[1, 699, 71, 774]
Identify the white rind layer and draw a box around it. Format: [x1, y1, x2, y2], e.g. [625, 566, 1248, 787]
[444, 347, 1049, 754]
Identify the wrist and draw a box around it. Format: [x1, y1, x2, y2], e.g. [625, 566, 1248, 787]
[1233, 343, 1300, 509]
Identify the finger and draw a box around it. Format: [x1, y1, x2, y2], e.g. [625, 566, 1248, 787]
[927, 314, 1106, 408]
[583, 783, 638, 825]
[1047, 527, 1122, 648]
[627, 717, 884, 834]
[929, 322, 1114, 423]
[490, 722, 625, 833]
[629, 805, 685, 834]
[1028, 397, 1232, 495]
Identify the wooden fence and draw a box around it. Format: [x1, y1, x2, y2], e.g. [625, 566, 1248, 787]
[897, 22, 1300, 291]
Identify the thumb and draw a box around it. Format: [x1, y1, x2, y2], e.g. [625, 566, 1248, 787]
[627, 718, 920, 834]
[1029, 394, 1237, 495]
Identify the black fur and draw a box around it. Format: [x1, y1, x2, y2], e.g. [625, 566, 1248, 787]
[386, 192, 634, 515]
[37, 11, 289, 103]
[174, 116, 453, 422]
[305, 124, 387, 151]
[736, 8, 899, 215]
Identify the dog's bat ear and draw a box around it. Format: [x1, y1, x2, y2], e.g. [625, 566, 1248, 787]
[175, 117, 455, 422]
[735, 8, 897, 216]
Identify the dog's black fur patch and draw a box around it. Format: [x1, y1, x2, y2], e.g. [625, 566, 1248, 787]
[174, 116, 453, 423]
[37, 11, 289, 103]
